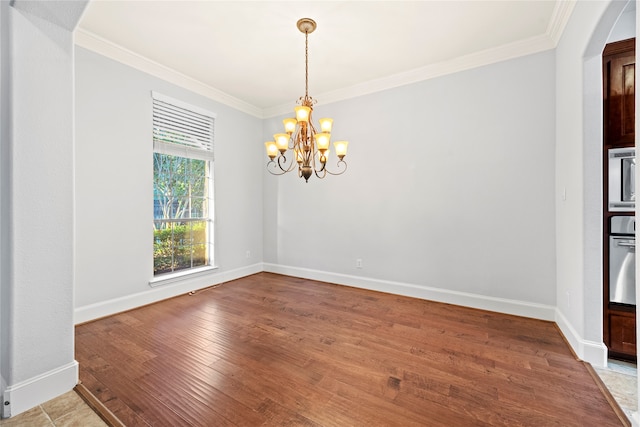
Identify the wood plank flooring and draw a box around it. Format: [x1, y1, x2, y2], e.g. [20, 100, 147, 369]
[75, 272, 625, 426]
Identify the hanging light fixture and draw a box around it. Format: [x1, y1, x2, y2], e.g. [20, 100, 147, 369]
[264, 18, 349, 183]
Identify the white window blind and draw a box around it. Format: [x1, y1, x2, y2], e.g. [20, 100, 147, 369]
[152, 91, 215, 161]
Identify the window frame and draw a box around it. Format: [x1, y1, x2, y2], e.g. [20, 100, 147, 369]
[149, 91, 216, 285]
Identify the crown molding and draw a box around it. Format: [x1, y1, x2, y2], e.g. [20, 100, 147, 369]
[76, 1, 575, 120]
[265, 1, 575, 118]
[74, 28, 263, 118]
[547, 1, 577, 45]
[264, 32, 556, 118]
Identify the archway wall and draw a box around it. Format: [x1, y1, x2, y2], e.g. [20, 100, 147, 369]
[1, 0, 88, 418]
[555, 0, 630, 366]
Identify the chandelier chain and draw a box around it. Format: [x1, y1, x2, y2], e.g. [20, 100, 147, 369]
[305, 31, 309, 99]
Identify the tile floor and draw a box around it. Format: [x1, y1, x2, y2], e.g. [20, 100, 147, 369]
[594, 359, 638, 422]
[0, 390, 107, 427]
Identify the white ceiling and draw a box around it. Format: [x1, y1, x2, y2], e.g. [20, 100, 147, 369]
[76, 1, 574, 117]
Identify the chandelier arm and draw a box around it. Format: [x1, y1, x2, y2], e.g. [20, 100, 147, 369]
[308, 114, 317, 133]
[279, 153, 298, 173]
[293, 132, 309, 166]
[314, 167, 327, 179]
[306, 112, 320, 171]
[266, 153, 298, 175]
[309, 155, 319, 174]
[323, 160, 348, 176]
[266, 160, 289, 176]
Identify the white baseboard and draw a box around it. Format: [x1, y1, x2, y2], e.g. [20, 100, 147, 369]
[554, 308, 607, 366]
[74, 263, 263, 324]
[74, 262, 600, 366]
[263, 263, 556, 321]
[2, 361, 78, 419]
[266, 264, 609, 361]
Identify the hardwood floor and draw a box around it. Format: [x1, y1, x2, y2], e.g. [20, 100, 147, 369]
[76, 273, 626, 426]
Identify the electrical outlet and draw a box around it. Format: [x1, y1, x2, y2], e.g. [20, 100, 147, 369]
[246, 250, 251, 259]
[356, 259, 363, 269]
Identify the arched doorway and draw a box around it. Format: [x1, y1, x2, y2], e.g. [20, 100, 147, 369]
[582, 0, 638, 423]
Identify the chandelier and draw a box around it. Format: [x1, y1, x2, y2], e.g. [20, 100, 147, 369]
[264, 18, 348, 182]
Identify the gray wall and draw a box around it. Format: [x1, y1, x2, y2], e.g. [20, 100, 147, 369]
[74, 47, 264, 316]
[0, 0, 9, 402]
[264, 50, 557, 311]
[75, 44, 557, 322]
[1, 0, 87, 417]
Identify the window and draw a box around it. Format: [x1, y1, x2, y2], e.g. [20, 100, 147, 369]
[152, 92, 215, 277]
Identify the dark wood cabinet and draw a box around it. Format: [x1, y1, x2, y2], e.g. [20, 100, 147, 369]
[608, 310, 637, 357]
[603, 38, 635, 147]
[602, 37, 637, 362]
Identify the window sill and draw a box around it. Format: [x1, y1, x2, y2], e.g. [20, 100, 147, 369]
[149, 265, 218, 288]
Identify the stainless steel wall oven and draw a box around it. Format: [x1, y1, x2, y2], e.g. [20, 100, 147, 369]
[609, 216, 636, 305]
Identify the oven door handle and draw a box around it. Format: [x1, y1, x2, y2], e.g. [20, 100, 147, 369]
[616, 240, 636, 248]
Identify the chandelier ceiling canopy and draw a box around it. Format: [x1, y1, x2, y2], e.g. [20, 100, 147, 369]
[264, 18, 349, 182]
